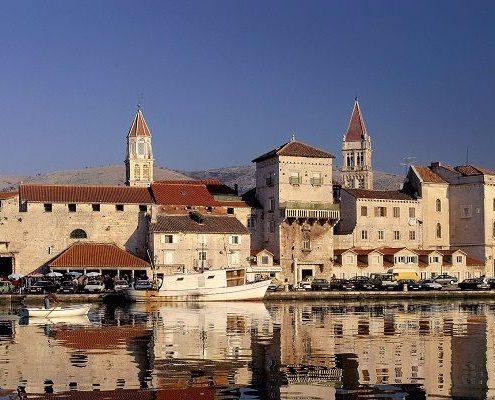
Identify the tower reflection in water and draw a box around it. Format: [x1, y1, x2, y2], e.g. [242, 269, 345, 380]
[0, 301, 493, 399]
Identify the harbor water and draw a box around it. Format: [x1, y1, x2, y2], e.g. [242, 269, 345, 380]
[0, 299, 494, 399]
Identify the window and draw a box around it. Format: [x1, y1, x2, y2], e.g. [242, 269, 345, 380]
[229, 235, 240, 245]
[44, 203, 52, 212]
[162, 234, 174, 244]
[205, 206, 212, 213]
[70, 229, 87, 239]
[430, 256, 439, 263]
[198, 251, 207, 260]
[265, 173, 274, 186]
[302, 231, 311, 250]
[409, 207, 416, 218]
[456, 256, 463, 263]
[261, 255, 269, 264]
[374, 207, 387, 217]
[247, 215, 256, 228]
[310, 173, 322, 186]
[137, 140, 145, 156]
[361, 230, 368, 240]
[378, 230, 384, 240]
[142, 164, 150, 180]
[436, 223, 442, 238]
[269, 221, 275, 233]
[92, 204, 100, 212]
[393, 231, 400, 240]
[406, 256, 417, 263]
[227, 207, 234, 215]
[139, 204, 147, 212]
[393, 207, 400, 218]
[68, 204, 76, 212]
[436, 199, 441, 212]
[268, 197, 275, 212]
[361, 206, 368, 217]
[409, 230, 416, 240]
[289, 172, 301, 185]
[134, 165, 140, 180]
[115, 204, 124, 212]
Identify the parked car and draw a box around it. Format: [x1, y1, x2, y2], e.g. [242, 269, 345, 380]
[486, 278, 495, 289]
[0, 281, 15, 293]
[433, 274, 458, 286]
[310, 279, 331, 291]
[419, 279, 443, 290]
[113, 280, 129, 292]
[458, 278, 490, 290]
[28, 280, 58, 294]
[84, 280, 104, 293]
[369, 273, 398, 290]
[58, 281, 78, 294]
[300, 279, 313, 291]
[330, 279, 355, 291]
[134, 279, 152, 290]
[396, 280, 422, 291]
[349, 276, 379, 290]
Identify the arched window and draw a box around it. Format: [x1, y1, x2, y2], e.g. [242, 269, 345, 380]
[142, 164, 150, 180]
[436, 223, 442, 239]
[436, 199, 441, 212]
[70, 229, 87, 239]
[134, 165, 140, 180]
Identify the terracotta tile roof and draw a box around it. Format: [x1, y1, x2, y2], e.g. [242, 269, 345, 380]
[127, 109, 151, 137]
[344, 99, 368, 142]
[151, 213, 249, 234]
[413, 166, 446, 183]
[151, 182, 218, 206]
[334, 249, 357, 255]
[344, 188, 415, 201]
[352, 248, 381, 255]
[0, 191, 17, 200]
[454, 165, 495, 176]
[252, 140, 334, 163]
[438, 249, 465, 256]
[19, 184, 153, 204]
[376, 247, 410, 255]
[251, 248, 274, 257]
[415, 249, 441, 256]
[49, 242, 150, 269]
[466, 256, 485, 267]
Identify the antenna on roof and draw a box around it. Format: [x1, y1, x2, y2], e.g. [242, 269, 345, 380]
[400, 156, 416, 176]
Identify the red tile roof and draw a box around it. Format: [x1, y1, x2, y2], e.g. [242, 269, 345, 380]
[413, 166, 446, 183]
[19, 184, 153, 204]
[252, 140, 334, 163]
[454, 165, 495, 176]
[127, 109, 151, 137]
[49, 242, 149, 269]
[466, 256, 485, 267]
[151, 182, 218, 206]
[151, 214, 249, 234]
[344, 99, 368, 142]
[344, 188, 415, 201]
[0, 191, 17, 200]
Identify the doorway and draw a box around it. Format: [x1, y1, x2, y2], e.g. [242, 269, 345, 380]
[0, 257, 13, 278]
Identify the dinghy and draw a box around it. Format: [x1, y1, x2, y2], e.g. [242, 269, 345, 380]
[18, 304, 91, 318]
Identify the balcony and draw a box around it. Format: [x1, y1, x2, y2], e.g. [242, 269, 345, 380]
[280, 201, 340, 222]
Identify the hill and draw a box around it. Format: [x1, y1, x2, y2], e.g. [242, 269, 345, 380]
[0, 164, 404, 194]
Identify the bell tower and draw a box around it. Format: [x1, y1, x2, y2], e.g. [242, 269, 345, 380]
[125, 108, 154, 187]
[341, 98, 373, 189]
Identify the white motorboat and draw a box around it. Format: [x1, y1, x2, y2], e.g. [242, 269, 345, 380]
[18, 304, 91, 318]
[125, 267, 271, 302]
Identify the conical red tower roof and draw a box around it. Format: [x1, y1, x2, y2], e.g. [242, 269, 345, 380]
[127, 109, 151, 137]
[344, 99, 368, 142]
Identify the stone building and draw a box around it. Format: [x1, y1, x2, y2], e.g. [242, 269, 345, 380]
[250, 139, 340, 284]
[341, 99, 373, 189]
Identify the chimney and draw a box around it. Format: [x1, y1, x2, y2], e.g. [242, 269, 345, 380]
[430, 161, 441, 171]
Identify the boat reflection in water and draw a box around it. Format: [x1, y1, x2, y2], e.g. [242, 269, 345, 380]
[0, 300, 494, 399]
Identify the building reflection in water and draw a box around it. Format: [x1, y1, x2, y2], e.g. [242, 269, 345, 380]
[0, 300, 494, 399]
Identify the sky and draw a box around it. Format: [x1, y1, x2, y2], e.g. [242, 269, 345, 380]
[0, 0, 494, 176]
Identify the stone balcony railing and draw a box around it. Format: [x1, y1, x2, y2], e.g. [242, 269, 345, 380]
[280, 201, 340, 221]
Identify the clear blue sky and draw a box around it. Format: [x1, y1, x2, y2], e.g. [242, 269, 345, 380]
[0, 0, 494, 176]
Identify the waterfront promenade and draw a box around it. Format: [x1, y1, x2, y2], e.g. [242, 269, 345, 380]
[3, 289, 495, 305]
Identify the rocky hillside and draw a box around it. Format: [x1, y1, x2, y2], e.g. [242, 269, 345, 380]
[1, 164, 404, 193]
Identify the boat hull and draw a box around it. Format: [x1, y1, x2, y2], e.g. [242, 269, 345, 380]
[18, 304, 91, 318]
[125, 279, 271, 302]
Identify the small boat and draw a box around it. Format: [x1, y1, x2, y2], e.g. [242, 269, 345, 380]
[125, 267, 271, 302]
[18, 315, 91, 326]
[18, 304, 91, 318]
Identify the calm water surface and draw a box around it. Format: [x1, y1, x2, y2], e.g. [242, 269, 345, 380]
[0, 300, 494, 399]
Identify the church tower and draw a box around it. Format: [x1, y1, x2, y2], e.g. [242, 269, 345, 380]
[341, 98, 373, 189]
[125, 108, 154, 187]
